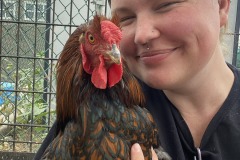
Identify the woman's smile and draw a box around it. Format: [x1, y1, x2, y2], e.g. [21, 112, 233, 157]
[137, 47, 179, 64]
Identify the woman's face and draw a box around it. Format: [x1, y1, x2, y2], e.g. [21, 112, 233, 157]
[111, 0, 229, 90]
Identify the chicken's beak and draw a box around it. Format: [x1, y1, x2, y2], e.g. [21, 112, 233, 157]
[109, 44, 121, 64]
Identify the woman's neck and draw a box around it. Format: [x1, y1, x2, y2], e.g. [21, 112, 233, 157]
[163, 59, 234, 147]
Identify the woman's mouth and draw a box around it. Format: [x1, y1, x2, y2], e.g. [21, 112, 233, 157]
[138, 47, 179, 64]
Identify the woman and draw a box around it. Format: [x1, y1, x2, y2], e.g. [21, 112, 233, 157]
[36, 0, 240, 159]
[113, 0, 239, 159]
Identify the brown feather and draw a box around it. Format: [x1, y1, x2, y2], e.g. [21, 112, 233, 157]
[56, 24, 87, 132]
[41, 15, 171, 160]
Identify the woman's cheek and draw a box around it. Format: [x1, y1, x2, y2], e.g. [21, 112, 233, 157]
[120, 31, 135, 57]
[120, 38, 129, 58]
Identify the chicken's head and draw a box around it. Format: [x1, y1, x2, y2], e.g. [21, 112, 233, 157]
[79, 15, 122, 89]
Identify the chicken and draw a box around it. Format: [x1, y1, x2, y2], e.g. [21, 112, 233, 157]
[41, 14, 171, 160]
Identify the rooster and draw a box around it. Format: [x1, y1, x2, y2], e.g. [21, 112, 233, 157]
[41, 15, 171, 160]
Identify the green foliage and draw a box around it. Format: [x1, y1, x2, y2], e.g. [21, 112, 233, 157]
[0, 51, 56, 152]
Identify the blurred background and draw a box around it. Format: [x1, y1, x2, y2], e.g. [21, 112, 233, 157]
[0, 0, 239, 159]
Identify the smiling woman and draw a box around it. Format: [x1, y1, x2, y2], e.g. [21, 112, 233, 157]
[110, 0, 240, 159]
[112, 0, 228, 90]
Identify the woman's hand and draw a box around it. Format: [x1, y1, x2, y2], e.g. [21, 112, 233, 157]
[131, 143, 158, 160]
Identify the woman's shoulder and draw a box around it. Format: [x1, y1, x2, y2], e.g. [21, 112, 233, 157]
[228, 63, 240, 79]
[224, 63, 240, 114]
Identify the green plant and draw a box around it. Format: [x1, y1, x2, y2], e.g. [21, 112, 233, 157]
[0, 51, 56, 152]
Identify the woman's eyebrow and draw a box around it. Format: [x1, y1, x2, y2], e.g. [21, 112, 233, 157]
[111, 7, 132, 14]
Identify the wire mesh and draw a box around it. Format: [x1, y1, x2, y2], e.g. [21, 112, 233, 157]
[0, 151, 35, 160]
[0, 0, 102, 154]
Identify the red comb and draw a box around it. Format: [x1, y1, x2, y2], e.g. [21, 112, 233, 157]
[101, 20, 122, 44]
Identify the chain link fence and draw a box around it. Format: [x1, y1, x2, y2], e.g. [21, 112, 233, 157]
[0, 0, 109, 157]
[0, 0, 239, 158]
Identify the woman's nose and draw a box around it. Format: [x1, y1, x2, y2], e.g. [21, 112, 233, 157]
[134, 18, 160, 45]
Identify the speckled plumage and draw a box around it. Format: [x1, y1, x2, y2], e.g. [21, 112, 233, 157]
[41, 15, 171, 160]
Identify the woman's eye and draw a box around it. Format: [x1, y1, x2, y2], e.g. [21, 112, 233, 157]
[156, 1, 181, 12]
[119, 16, 135, 26]
[120, 16, 134, 23]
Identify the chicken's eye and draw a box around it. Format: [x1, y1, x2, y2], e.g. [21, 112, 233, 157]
[88, 34, 95, 44]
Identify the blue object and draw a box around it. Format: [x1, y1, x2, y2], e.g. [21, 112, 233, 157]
[0, 82, 17, 105]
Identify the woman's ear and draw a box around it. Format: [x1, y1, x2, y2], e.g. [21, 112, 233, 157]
[219, 0, 230, 27]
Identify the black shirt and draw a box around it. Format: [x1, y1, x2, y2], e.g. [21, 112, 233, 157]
[34, 64, 240, 160]
[143, 64, 240, 160]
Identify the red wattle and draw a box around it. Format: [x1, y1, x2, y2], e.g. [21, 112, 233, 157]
[91, 55, 107, 89]
[108, 63, 123, 88]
